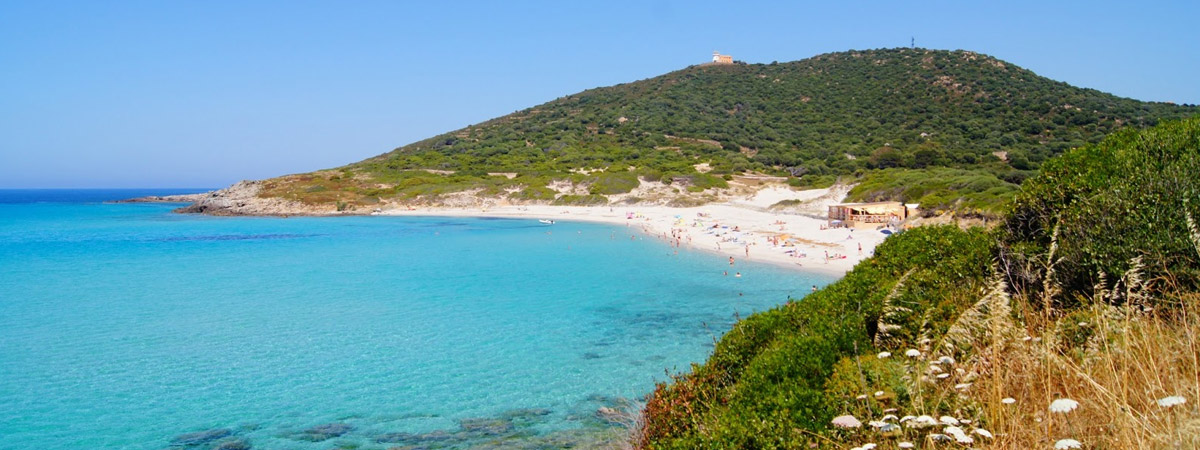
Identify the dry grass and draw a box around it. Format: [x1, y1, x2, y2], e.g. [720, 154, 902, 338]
[971, 290, 1200, 449]
[833, 266, 1200, 449]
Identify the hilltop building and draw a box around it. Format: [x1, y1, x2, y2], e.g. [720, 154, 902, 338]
[712, 51, 733, 64]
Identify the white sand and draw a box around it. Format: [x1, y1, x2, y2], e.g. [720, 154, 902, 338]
[377, 186, 894, 277]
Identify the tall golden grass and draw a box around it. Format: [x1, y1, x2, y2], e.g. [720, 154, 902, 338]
[825, 220, 1200, 449]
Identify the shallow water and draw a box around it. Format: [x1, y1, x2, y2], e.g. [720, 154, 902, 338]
[0, 190, 833, 449]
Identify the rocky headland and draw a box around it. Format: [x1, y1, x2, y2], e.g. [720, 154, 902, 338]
[171, 181, 337, 216]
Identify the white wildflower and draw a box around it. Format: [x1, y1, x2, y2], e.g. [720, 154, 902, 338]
[905, 415, 938, 428]
[905, 349, 921, 357]
[1157, 395, 1187, 408]
[861, 444, 877, 450]
[939, 416, 960, 425]
[1055, 438, 1082, 449]
[955, 383, 972, 390]
[880, 414, 898, 422]
[1049, 398, 1080, 413]
[1001, 397, 1016, 405]
[938, 355, 956, 365]
[856, 394, 868, 400]
[898, 443, 914, 449]
[974, 428, 994, 439]
[877, 351, 891, 359]
[936, 372, 951, 379]
[831, 415, 862, 428]
[874, 390, 885, 397]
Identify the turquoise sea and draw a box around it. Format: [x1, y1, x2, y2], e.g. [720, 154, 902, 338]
[0, 190, 833, 449]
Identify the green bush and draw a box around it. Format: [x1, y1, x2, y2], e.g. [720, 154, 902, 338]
[641, 225, 995, 447]
[588, 171, 640, 195]
[846, 167, 1019, 216]
[508, 185, 556, 202]
[1003, 117, 1200, 300]
[550, 194, 610, 206]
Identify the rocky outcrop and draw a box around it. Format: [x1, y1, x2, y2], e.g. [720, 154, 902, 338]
[173, 181, 335, 216]
[111, 193, 208, 204]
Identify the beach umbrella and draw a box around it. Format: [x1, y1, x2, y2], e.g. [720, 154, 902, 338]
[881, 229, 893, 235]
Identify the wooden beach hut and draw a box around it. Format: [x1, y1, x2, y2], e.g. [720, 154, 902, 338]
[827, 201, 914, 226]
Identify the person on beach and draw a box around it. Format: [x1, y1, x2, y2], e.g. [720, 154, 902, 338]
[735, 272, 741, 278]
[812, 285, 818, 293]
[858, 242, 863, 255]
[729, 256, 735, 266]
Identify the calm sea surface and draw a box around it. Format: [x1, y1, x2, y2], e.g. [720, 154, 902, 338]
[0, 189, 832, 449]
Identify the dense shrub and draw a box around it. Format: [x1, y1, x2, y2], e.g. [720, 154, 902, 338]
[1003, 117, 1200, 300]
[846, 167, 1019, 215]
[550, 194, 609, 206]
[588, 171, 640, 195]
[641, 226, 995, 448]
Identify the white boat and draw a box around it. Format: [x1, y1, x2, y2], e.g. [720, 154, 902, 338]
[539, 219, 555, 225]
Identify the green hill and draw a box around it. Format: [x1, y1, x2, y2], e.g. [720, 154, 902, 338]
[251, 48, 1197, 212]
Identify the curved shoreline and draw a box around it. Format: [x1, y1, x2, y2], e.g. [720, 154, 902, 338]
[148, 181, 886, 276]
[372, 204, 885, 277]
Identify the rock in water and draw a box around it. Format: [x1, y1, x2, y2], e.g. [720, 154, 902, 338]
[375, 430, 458, 445]
[212, 439, 251, 450]
[596, 407, 625, 424]
[171, 428, 232, 446]
[293, 423, 353, 441]
[499, 408, 552, 420]
[458, 418, 514, 435]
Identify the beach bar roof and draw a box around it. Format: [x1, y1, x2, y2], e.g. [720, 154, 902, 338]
[827, 201, 913, 224]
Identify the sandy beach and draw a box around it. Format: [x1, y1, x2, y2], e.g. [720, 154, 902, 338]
[378, 186, 893, 277]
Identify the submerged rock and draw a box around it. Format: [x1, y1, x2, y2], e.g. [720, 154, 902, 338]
[499, 408, 552, 420]
[170, 428, 232, 446]
[459, 418, 514, 435]
[293, 423, 354, 442]
[595, 407, 626, 425]
[212, 439, 252, 450]
[375, 429, 457, 445]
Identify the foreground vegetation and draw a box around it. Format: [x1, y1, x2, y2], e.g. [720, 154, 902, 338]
[637, 118, 1200, 448]
[252, 48, 1196, 212]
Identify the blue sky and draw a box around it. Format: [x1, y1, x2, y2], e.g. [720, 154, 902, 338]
[1, 1, 1197, 188]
